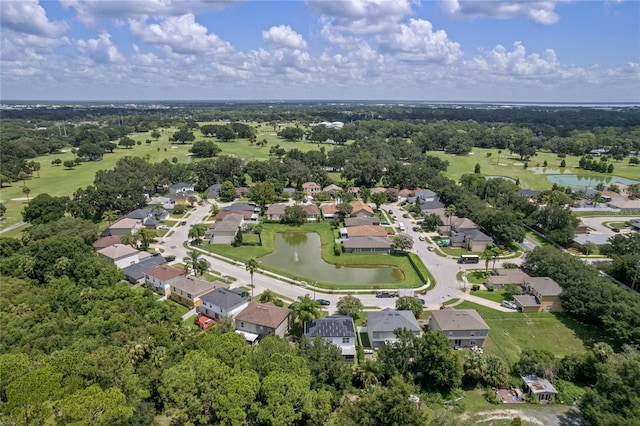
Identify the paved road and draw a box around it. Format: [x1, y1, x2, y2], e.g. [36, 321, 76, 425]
[580, 215, 639, 234]
[157, 201, 526, 313]
[0, 221, 26, 234]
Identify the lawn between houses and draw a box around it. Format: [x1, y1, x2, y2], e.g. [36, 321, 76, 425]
[201, 222, 424, 290]
[454, 301, 600, 367]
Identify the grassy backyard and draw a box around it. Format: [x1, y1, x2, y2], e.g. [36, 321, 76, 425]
[452, 301, 598, 366]
[201, 222, 424, 289]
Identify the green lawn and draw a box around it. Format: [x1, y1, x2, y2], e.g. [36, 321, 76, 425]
[452, 301, 597, 366]
[201, 222, 423, 289]
[470, 289, 509, 303]
[428, 147, 640, 190]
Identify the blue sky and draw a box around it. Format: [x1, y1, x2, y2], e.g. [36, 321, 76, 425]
[1, 0, 639, 102]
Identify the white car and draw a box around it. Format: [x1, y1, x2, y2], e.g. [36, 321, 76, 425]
[158, 225, 170, 230]
[418, 236, 425, 241]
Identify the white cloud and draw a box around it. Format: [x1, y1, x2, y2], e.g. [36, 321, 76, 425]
[61, 0, 240, 26]
[129, 14, 233, 55]
[468, 41, 559, 76]
[263, 25, 307, 50]
[441, 0, 562, 25]
[77, 33, 125, 64]
[1, 0, 68, 36]
[378, 19, 462, 64]
[309, 0, 416, 41]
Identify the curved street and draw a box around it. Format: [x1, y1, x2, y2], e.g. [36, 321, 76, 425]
[157, 201, 516, 313]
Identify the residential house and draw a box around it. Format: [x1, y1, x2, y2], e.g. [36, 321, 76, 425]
[198, 287, 249, 320]
[344, 217, 380, 227]
[146, 196, 174, 211]
[631, 218, 640, 232]
[221, 203, 260, 220]
[126, 207, 169, 229]
[168, 182, 195, 195]
[320, 204, 339, 221]
[302, 182, 321, 197]
[323, 184, 342, 197]
[266, 203, 287, 221]
[415, 189, 439, 203]
[522, 277, 563, 312]
[205, 213, 244, 245]
[206, 183, 222, 199]
[304, 315, 357, 362]
[343, 236, 394, 254]
[573, 233, 612, 250]
[350, 201, 374, 217]
[463, 229, 494, 252]
[419, 200, 445, 214]
[301, 204, 319, 221]
[235, 187, 250, 199]
[485, 269, 531, 290]
[92, 235, 122, 250]
[170, 276, 223, 308]
[107, 218, 141, 236]
[345, 225, 388, 238]
[122, 254, 167, 285]
[144, 264, 186, 296]
[398, 188, 414, 198]
[97, 244, 142, 269]
[608, 199, 640, 212]
[513, 295, 541, 313]
[235, 302, 292, 340]
[367, 308, 423, 350]
[429, 309, 490, 348]
[521, 375, 558, 402]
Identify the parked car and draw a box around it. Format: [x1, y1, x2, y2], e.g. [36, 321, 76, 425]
[612, 228, 620, 233]
[165, 255, 176, 261]
[388, 209, 393, 214]
[376, 291, 395, 298]
[417, 298, 426, 305]
[415, 220, 423, 225]
[317, 299, 331, 306]
[402, 213, 409, 218]
[381, 221, 390, 225]
[412, 226, 419, 232]
[194, 315, 216, 331]
[158, 225, 170, 230]
[501, 301, 517, 309]
[181, 220, 187, 226]
[363, 348, 374, 354]
[427, 246, 435, 251]
[419, 236, 425, 241]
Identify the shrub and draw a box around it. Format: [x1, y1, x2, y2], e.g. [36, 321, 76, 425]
[471, 285, 480, 291]
[503, 262, 519, 269]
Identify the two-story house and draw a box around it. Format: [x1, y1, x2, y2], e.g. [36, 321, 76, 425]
[170, 276, 223, 308]
[367, 309, 423, 350]
[97, 244, 141, 269]
[429, 309, 490, 348]
[519, 277, 564, 313]
[304, 315, 357, 362]
[302, 182, 321, 197]
[144, 265, 186, 296]
[235, 302, 291, 341]
[198, 287, 249, 320]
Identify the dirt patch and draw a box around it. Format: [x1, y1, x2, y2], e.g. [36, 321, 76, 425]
[461, 406, 585, 426]
[498, 163, 508, 166]
[11, 197, 29, 201]
[513, 162, 524, 166]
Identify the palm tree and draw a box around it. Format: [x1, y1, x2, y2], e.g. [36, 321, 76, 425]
[121, 232, 136, 248]
[183, 249, 202, 275]
[135, 227, 155, 250]
[444, 204, 456, 233]
[253, 224, 264, 245]
[102, 210, 119, 226]
[258, 289, 277, 304]
[22, 186, 31, 202]
[292, 294, 321, 330]
[354, 359, 380, 388]
[194, 258, 210, 277]
[188, 224, 207, 246]
[482, 248, 493, 275]
[245, 258, 259, 300]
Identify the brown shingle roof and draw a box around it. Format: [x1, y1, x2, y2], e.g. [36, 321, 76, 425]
[301, 204, 318, 216]
[235, 302, 291, 328]
[321, 204, 339, 215]
[97, 244, 139, 260]
[172, 276, 222, 296]
[110, 218, 139, 229]
[524, 277, 563, 297]
[92, 235, 122, 249]
[145, 265, 185, 281]
[347, 225, 388, 237]
[351, 200, 374, 215]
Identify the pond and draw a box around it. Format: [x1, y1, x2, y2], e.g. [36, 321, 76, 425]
[546, 174, 638, 187]
[259, 231, 404, 285]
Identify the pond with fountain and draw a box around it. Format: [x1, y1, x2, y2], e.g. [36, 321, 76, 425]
[259, 231, 405, 285]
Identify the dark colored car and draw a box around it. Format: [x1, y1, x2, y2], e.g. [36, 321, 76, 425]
[375, 291, 395, 298]
[612, 228, 620, 233]
[317, 299, 331, 306]
[165, 255, 176, 261]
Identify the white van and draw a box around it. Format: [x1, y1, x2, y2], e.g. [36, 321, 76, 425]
[399, 223, 406, 232]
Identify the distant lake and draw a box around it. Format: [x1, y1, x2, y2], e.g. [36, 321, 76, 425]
[547, 174, 638, 187]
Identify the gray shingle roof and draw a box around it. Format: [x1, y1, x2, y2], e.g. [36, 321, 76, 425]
[430, 309, 489, 331]
[524, 277, 563, 297]
[367, 309, 421, 333]
[304, 315, 356, 338]
[200, 287, 248, 310]
[343, 236, 393, 249]
[122, 255, 166, 282]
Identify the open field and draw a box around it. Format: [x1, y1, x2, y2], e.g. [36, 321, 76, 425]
[429, 147, 639, 190]
[453, 301, 598, 366]
[201, 222, 423, 289]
